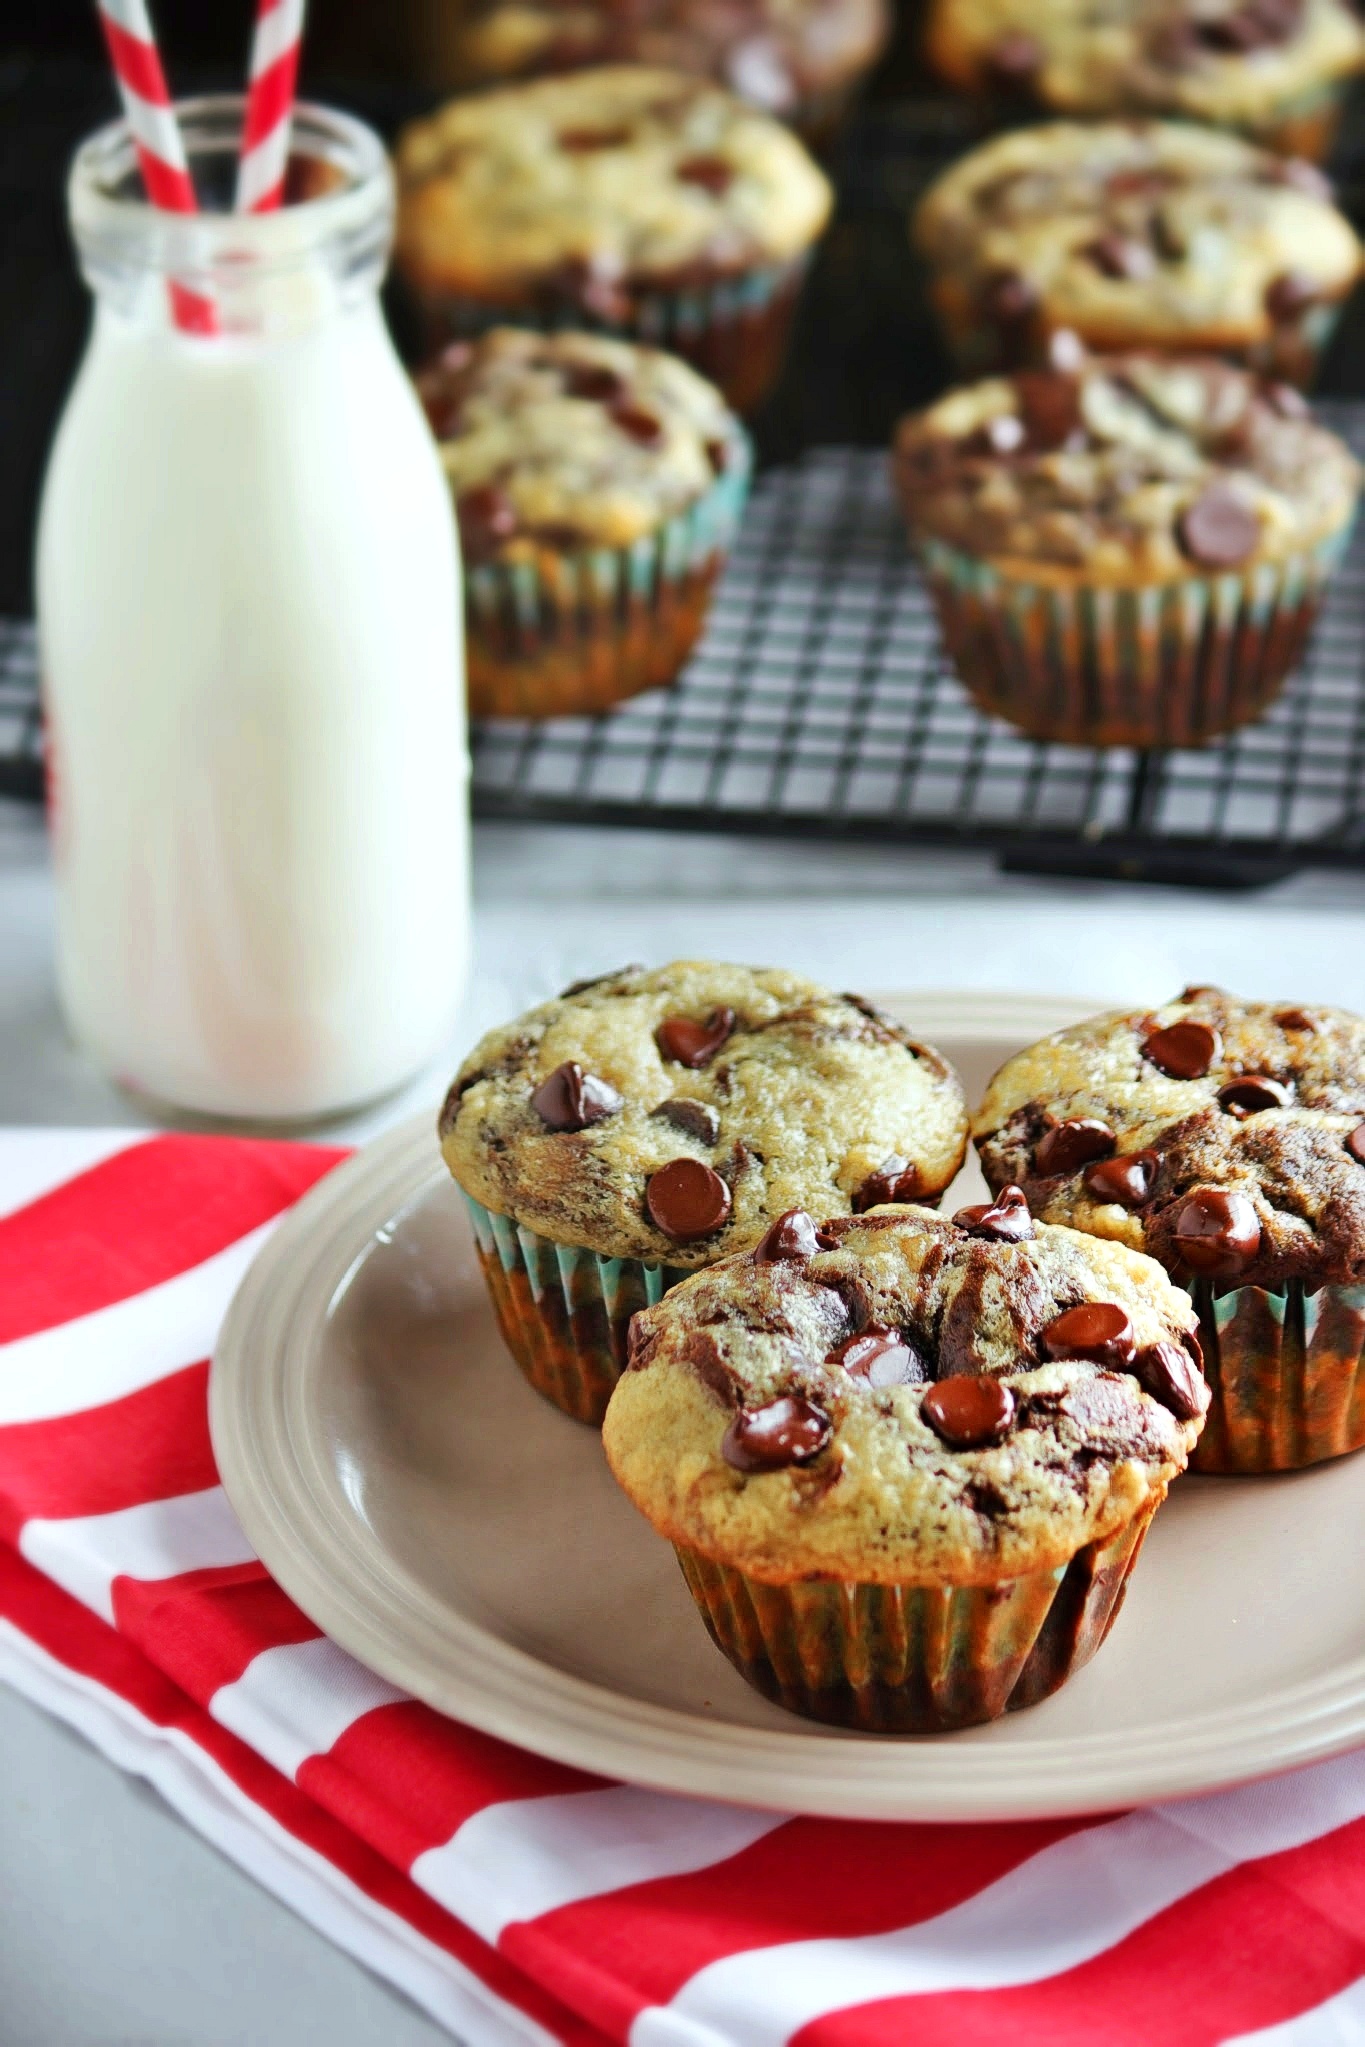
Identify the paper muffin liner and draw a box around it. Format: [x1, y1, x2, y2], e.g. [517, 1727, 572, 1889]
[464, 430, 751, 719]
[919, 524, 1353, 748]
[462, 1191, 689, 1425]
[1248, 74, 1352, 163]
[405, 255, 811, 416]
[673, 1492, 1162, 1733]
[1188, 1277, 1365, 1473]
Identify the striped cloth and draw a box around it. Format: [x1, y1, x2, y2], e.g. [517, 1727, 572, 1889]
[4, 1129, 1365, 2045]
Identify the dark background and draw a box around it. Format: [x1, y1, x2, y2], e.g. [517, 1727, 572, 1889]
[1, 0, 1362, 618]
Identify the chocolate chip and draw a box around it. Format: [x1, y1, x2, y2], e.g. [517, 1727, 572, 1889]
[1057, 1373, 1153, 1453]
[1082, 232, 1157, 281]
[1179, 984, 1222, 1001]
[1218, 1074, 1291, 1116]
[1046, 327, 1087, 372]
[830, 1326, 926, 1388]
[1143, 1018, 1221, 1079]
[1036, 1118, 1116, 1177]
[677, 154, 733, 195]
[1174, 1188, 1262, 1276]
[852, 1155, 924, 1211]
[722, 1394, 832, 1472]
[558, 126, 631, 150]
[966, 413, 1026, 457]
[922, 1375, 1016, 1449]
[985, 29, 1042, 80]
[752, 1207, 836, 1263]
[612, 404, 665, 448]
[1274, 1006, 1316, 1030]
[1266, 270, 1319, 322]
[1348, 1125, 1365, 1165]
[559, 964, 642, 997]
[646, 1158, 732, 1241]
[656, 1007, 735, 1067]
[456, 484, 518, 563]
[1084, 1149, 1160, 1207]
[982, 269, 1038, 326]
[1133, 1341, 1209, 1421]
[705, 438, 729, 475]
[1041, 1302, 1136, 1368]
[530, 1060, 623, 1132]
[1264, 382, 1310, 419]
[953, 1186, 1036, 1242]
[561, 363, 626, 403]
[1177, 486, 1260, 570]
[1015, 370, 1082, 450]
[652, 1096, 720, 1145]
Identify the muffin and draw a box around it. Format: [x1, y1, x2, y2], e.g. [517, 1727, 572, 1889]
[924, 0, 1365, 161]
[393, 67, 833, 414]
[420, 0, 891, 148]
[417, 328, 749, 718]
[913, 121, 1362, 387]
[441, 962, 970, 1422]
[892, 352, 1361, 748]
[604, 1197, 1205, 1731]
[974, 989, 1365, 1472]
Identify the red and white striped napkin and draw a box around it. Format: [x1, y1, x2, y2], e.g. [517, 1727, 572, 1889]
[4, 1128, 1365, 2045]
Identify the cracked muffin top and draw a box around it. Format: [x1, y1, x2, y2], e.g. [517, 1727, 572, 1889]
[440, 962, 969, 1268]
[925, 0, 1365, 138]
[393, 67, 832, 304]
[892, 355, 1361, 578]
[914, 121, 1361, 352]
[974, 988, 1365, 1291]
[435, 0, 890, 120]
[415, 328, 743, 563]
[603, 1200, 1204, 1584]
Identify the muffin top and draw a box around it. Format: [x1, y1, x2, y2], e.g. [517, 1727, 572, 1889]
[892, 354, 1361, 578]
[416, 329, 743, 562]
[926, 0, 1365, 132]
[394, 67, 832, 300]
[974, 988, 1365, 1291]
[914, 121, 1361, 349]
[441, 962, 970, 1268]
[603, 1201, 1203, 1585]
[441, 0, 889, 112]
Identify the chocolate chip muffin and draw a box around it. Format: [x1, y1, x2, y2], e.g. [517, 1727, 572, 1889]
[892, 352, 1361, 746]
[393, 67, 833, 413]
[423, 0, 890, 148]
[913, 121, 1362, 386]
[975, 988, 1365, 1471]
[442, 961, 970, 1422]
[417, 328, 749, 718]
[603, 1197, 1204, 1731]
[925, 0, 1365, 161]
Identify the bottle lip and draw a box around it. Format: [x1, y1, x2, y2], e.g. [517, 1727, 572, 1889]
[70, 96, 392, 280]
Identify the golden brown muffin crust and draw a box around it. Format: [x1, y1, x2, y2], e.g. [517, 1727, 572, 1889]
[604, 1205, 1202, 1583]
[441, 962, 969, 1267]
[974, 989, 1365, 1289]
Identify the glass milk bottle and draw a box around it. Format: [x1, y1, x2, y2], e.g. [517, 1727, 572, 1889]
[37, 100, 468, 1121]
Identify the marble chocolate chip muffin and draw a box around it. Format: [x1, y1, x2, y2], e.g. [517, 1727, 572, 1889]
[417, 328, 750, 718]
[924, 0, 1365, 161]
[892, 352, 1361, 747]
[393, 67, 833, 414]
[425, 0, 891, 148]
[974, 988, 1365, 1471]
[913, 121, 1362, 386]
[603, 1197, 1205, 1731]
[441, 961, 969, 1422]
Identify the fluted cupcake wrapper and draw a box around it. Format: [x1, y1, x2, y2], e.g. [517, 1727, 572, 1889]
[462, 1191, 688, 1425]
[465, 431, 752, 718]
[408, 255, 812, 416]
[921, 525, 1353, 749]
[1248, 73, 1353, 162]
[1189, 1277, 1365, 1473]
[674, 1493, 1162, 1734]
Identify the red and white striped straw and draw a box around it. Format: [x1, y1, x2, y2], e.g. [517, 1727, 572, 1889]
[95, 0, 216, 334]
[235, 0, 305, 214]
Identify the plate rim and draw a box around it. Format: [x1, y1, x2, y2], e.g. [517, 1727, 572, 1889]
[211, 990, 1365, 1821]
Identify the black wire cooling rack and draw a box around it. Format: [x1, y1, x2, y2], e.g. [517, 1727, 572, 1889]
[7, 413, 1365, 886]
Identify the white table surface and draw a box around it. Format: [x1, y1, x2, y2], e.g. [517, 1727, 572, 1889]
[5, 793, 1365, 2045]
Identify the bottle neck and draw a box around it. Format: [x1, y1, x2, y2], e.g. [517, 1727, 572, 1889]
[69, 98, 394, 340]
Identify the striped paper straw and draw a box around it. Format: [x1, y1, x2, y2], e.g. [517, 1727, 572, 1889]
[95, 0, 216, 334]
[235, 0, 305, 214]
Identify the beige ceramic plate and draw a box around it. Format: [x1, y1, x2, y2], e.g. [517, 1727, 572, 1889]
[211, 991, 1365, 1822]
